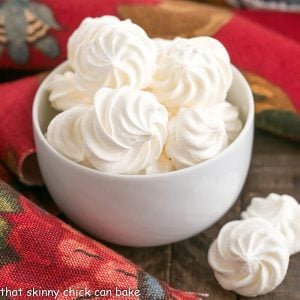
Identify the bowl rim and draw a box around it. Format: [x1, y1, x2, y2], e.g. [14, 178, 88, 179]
[32, 61, 254, 180]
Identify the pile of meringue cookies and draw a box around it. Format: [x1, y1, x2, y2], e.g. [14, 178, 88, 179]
[209, 193, 300, 297]
[45, 16, 242, 175]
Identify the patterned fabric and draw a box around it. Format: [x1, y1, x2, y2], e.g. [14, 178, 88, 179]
[0, 0, 61, 64]
[0, 74, 45, 186]
[226, 0, 300, 11]
[236, 9, 300, 43]
[0, 179, 205, 300]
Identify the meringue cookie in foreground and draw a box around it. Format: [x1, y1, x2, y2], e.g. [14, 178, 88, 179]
[166, 107, 228, 169]
[208, 218, 289, 297]
[242, 193, 300, 255]
[46, 104, 90, 163]
[209, 101, 243, 143]
[68, 16, 157, 95]
[81, 86, 168, 174]
[46, 71, 91, 111]
[151, 36, 232, 110]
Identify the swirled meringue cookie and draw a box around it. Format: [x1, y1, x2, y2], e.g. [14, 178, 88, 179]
[68, 16, 157, 95]
[81, 86, 168, 174]
[166, 107, 228, 169]
[208, 218, 289, 297]
[46, 104, 90, 163]
[46, 71, 91, 111]
[242, 193, 300, 255]
[152, 38, 173, 54]
[209, 102, 243, 143]
[151, 36, 232, 110]
[68, 16, 120, 68]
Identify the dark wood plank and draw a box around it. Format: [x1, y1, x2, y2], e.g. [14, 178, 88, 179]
[242, 130, 300, 204]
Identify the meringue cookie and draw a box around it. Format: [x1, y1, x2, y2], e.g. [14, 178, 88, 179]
[68, 16, 157, 95]
[68, 16, 120, 68]
[242, 193, 300, 255]
[166, 107, 228, 169]
[46, 71, 91, 111]
[151, 36, 232, 110]
[143, 150, 175, 175]
[208, 218, 289, 297]
[152, 38, 173, 54]
[81, 86, 168, 174]
[209, 101, 243, 142]
[46, 104, 90, 163]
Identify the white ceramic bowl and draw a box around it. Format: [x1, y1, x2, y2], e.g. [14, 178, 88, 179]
[33, 62, 254, 247]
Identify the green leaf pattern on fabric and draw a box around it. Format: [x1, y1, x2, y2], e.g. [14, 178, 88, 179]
[0, 0, 60, 64]
[256, 110, 300, 141]
[0, 182, 20, 268]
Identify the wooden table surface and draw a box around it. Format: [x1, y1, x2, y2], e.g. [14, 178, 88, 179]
[111, 129, 300, 300]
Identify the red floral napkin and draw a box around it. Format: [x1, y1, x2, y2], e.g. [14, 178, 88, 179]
[0, 179, 206, 299]
[0, 73, 45, 185]
[236, 9, 300, 43]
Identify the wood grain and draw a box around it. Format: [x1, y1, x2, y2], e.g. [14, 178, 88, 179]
[116, 129, 300, 299]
